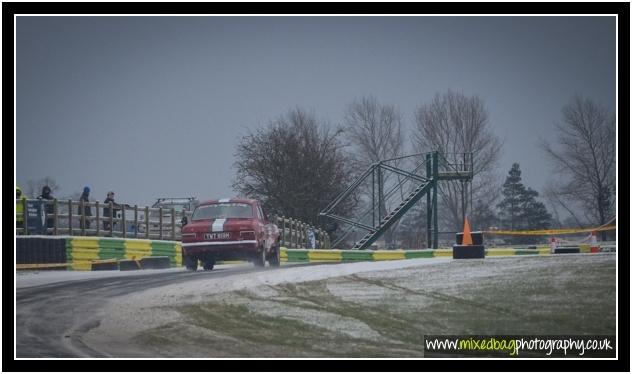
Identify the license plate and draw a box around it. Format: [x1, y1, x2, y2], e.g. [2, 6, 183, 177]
[204, 232, 230, 240]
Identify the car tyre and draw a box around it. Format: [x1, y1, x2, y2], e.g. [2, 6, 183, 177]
[203, 258, 215, 271]
[269, 245, 281, 267]
[253, 247, 266, 267]
[184, 255, 198, 271]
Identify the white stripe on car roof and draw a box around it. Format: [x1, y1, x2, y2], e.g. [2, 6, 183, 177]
[218, 198, 230, 203]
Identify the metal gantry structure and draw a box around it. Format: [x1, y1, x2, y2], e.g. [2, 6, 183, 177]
[320, 151, 473, 250]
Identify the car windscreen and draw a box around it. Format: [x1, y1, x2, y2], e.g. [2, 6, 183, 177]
[152, 202, 192, 211]
[164, 203, 189, 212]
[192, 203, 253, 220]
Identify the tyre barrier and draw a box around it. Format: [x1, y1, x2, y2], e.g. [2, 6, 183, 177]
[16, 236, 181, 271]
[16, 236, 67, 265]
[277, 247, 569, 263]
[307, 250, 342, 262]
[91, 259, 119, 271]
[285, 249, 310, 262]
[15, 236, 609, 271]
[16, 263, 69, 270]
[91, 256, 171, 271]
[139, 256, 171, 269]
[151, 242, 182, 267]
[453, 245, 486, 259]
[118, 259, 141, 271]
[600, 245, 616, 252]
[454, 229, 485, 259]
[553, 246, 580, 254]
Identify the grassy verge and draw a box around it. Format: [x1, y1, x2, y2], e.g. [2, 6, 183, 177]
[133, 254, 616, 357]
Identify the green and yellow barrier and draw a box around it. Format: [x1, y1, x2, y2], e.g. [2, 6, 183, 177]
[277, 247, 560, 263]
[18, 236, 588, 271]
[308, 250, 342, 262]
[485, 248, 516, 257]
[404, 250, 435, 259]
[372, 250, 406, 261]
[341, 250, 374, 262]
[150, 240, 181, 267]
[124, 239, 151, 260]
[433, 249, 453, 257]
[69, 237, 101, 271]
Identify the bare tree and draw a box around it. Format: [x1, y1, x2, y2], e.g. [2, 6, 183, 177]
[232, 108, 355, 226]
[543, 183, 588, 228]
[26, 177, 60, 198]
[344, 96, 404, 168]
[343, 96, 405, 244]
[541, 95, 615, 231]
[412, 90, 503, 231]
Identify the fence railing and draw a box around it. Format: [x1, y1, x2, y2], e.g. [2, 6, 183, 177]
[15, 199, 188, 240]
[15, 199, 331, 248]
[270, 215, 330, 249]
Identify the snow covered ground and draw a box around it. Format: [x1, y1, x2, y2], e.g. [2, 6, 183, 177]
[73, 253, 615, 357]
[15, 258, 450, 290]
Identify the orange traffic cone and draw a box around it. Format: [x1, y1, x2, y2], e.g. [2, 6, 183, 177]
[462, 217, 473, 245]
[453, 216, 485, 259]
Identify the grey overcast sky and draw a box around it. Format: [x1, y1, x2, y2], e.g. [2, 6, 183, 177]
[16, 16, 616, 207]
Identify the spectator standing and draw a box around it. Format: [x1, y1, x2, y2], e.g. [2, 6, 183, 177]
[37, 185, 55, 232]
[103, 191, 120, 231]
[307, 227, 316, 249]
[16, 186, 27, 230]
[78, 186, 92, 230]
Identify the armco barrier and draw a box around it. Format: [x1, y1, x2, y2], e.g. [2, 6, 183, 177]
[16, 236, 181, 271]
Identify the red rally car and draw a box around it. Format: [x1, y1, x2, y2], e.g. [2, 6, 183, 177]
[180, 198, 280, 271]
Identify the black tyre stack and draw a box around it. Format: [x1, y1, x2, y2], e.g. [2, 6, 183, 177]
[453, 231, 485, 259]
[16, 237, 67, 265]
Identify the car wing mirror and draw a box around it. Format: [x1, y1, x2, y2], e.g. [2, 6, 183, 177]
[181, 216, 188, 226]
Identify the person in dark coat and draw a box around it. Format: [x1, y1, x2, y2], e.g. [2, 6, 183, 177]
[78, 186, 92, 229]
[37, 185, 55, 231]
[103, 191, 120, 231]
